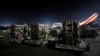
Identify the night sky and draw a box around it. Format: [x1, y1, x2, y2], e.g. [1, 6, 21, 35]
[0, 0, 100, 26]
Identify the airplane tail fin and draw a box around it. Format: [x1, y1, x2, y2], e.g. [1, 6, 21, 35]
[79, 13, 99, 27]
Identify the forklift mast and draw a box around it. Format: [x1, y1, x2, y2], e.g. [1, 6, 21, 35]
[62, 20, 80, 38]
[61, 20, 80, 45]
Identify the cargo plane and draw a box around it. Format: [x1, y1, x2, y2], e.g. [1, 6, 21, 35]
[51, 12, 99, 28]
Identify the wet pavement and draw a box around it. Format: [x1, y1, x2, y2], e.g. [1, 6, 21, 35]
[0, 38, 100, 56]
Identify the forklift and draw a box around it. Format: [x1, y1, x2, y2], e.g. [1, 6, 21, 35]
[23, 23, 49, 46]
[7, 25, 22, 43]
[46, 20, 90, 54]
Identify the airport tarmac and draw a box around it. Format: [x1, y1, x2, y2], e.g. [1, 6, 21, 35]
[0, 38, 100, 56]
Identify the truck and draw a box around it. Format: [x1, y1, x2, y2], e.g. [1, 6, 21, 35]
[23, 23, 49, 46]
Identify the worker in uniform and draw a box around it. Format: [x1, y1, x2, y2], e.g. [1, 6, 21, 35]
[17, 29, 22, 43]
[28, 26, 31, 39]
[9, 25, 17, 42]
[23, 26, 29, 40]
[30, 24, 36, 40]
[3, 29, 10, 43]
[42, 28, 48, 42]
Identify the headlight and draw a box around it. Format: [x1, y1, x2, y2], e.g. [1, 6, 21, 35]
[79, 43, 86, 47]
